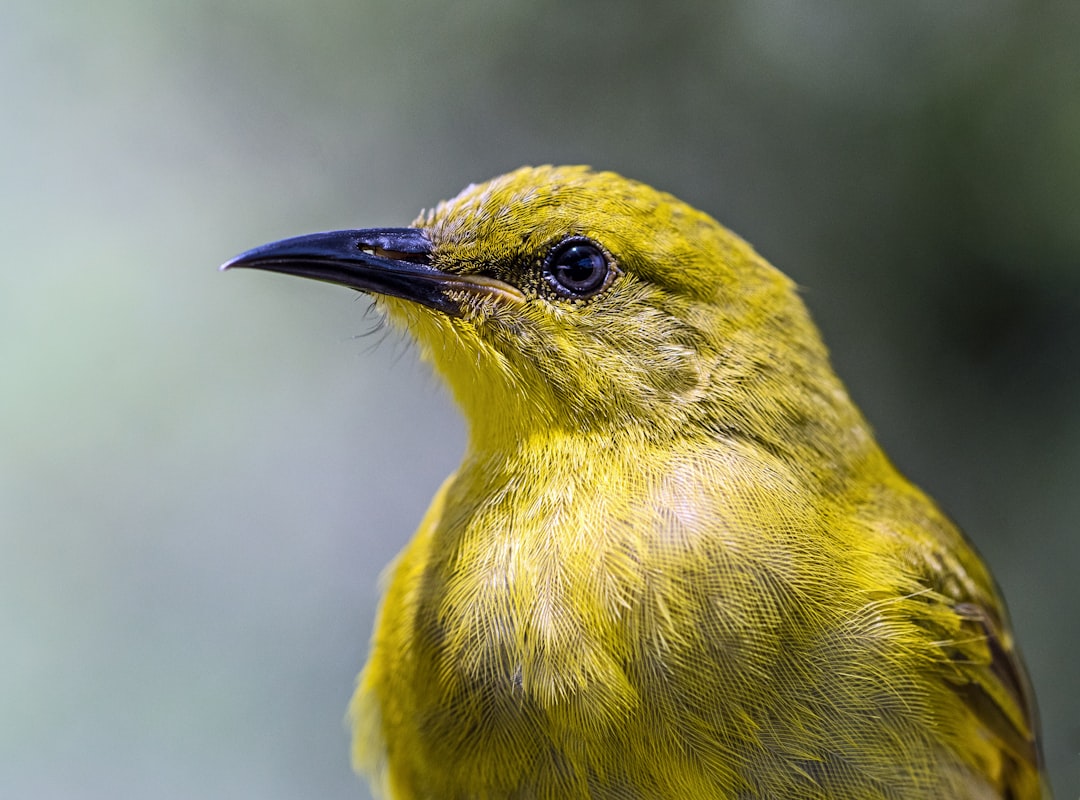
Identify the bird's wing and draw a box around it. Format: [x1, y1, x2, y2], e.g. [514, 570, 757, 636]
[909, 535, 1046, 799]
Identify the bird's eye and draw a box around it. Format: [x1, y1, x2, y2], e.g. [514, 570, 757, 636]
[542, 237, 616, 299]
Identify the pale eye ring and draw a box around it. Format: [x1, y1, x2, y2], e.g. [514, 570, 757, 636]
[542, 237, 616, 299]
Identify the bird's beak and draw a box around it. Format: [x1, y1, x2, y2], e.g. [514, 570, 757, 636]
[221, 228, 522, 314]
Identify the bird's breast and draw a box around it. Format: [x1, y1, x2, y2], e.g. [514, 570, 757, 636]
[358, 441, 857, 797]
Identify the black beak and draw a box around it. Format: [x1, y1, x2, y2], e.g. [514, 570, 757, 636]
[221, 228, 518, 314]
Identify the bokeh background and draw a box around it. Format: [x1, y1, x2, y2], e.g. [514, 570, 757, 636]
[3, 1, 1077, 797]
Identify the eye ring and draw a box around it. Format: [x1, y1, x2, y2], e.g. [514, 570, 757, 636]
[542, 237, 617, 299]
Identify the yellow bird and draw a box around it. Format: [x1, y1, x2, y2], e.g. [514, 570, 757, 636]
[224, 166, 1046, 799]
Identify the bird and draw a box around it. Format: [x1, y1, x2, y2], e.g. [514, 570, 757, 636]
[223, 165, 1046, 799]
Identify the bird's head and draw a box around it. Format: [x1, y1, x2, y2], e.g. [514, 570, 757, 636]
[225, 166, 865, 459]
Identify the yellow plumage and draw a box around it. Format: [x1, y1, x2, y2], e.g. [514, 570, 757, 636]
[226, 166, 1046, 799]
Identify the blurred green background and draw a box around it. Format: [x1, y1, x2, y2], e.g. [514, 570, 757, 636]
[3, 1, 1077, 797]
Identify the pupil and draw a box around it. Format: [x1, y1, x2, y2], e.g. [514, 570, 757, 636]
[562, 249, 596, 284]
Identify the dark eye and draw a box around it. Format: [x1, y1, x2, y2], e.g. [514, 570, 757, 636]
[542, 237, 615, 298]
